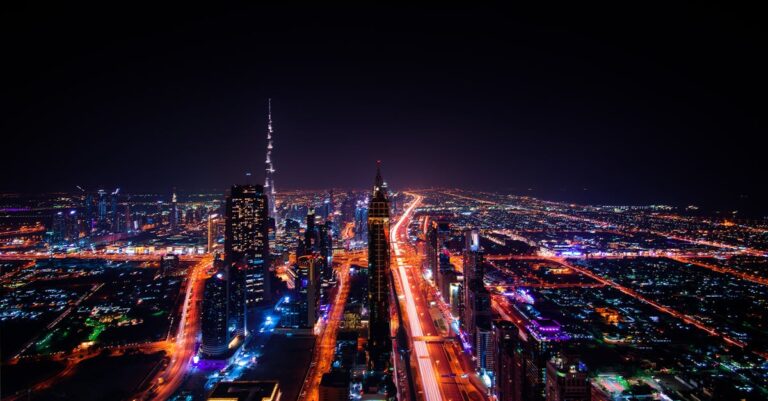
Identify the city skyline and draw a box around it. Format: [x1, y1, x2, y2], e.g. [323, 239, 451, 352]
[2, 4, 768, 401]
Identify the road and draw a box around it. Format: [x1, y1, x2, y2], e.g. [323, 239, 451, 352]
[442, 190, 768, 257]
[669, 256, 768, 286]
[541, 256, 747, 348]
[391, 193, 488, 401]
[0, 252, 206, 262]
[440, 190, 768, 353]
[300, 263, 351, 401]
[140, 254, 212, 400]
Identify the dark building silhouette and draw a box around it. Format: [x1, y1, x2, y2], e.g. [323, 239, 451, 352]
[494, 316, 566, 401]
[207, 380, 281, 401]
[160, 254, 179, 277]
[305, 208, 318, 252]
[319, 370, 350, 401]
[493, 320, 519, 401]
[297, 255, 319, 329]
[545, 354, 590, 401]
[228, 260, 247, 337]
[201, 270, 230, 358]
[367, 162, 391, 372]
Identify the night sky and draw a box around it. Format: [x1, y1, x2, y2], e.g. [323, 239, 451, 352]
[2, 4, 765, 213]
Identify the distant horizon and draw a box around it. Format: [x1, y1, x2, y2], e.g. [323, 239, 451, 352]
[2, 185, 764, 217]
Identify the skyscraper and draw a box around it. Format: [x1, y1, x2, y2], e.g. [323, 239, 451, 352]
[465, 250, 491, 351]
[545, 354, 589, 401]
[297, 255, 319, 329]
[201, 269, 230, 358]
[353, 199, 368, 244]
[97, 189, 107, 227]
[228, 260, 247, 337]
[305, 208, 317, 253]
[110, 189, 119, 232]
[225, 184, 270, 305]
[264, 99, 278, 223]
[367, 162, 391, 372]
[493, 320, 519, 401]
[462, 229, 483, 337]
[170, 188, 178, 230]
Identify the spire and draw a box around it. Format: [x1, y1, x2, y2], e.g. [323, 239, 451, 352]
[375, 160, 384, 188]
[372, 161, 387, 199]
[264, 99, 278, 221]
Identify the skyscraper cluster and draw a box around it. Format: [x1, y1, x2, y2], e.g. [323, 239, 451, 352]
[201, 103, 275, 359]
[281, 206, 335, 330]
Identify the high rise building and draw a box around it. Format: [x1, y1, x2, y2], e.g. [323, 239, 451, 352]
[170, 188, 178, 230]
[225, 184, 270, 305]
[476, 318, 495, 374]
[305, 209, 318, 253]
[353, 199, 368, 244]
[519, 319, 566, 401]
[367, 162, 391, 372]
[83, 191, 93, 234]
[201, 269, 230, 358]
[201, 258, 246, 358]
[493, 320, 519, 401]
[208, 213, 220, 253]
[97, 189, 107, 227]
[424, 219, 438, 284]
[228, 260, 247, 337]
[160, 254, 179, 277]
[545, 354, 589, 401]
[319, 221, 333, 280]
[110, 189, 120, 232]
[297, 255, 319, 329]
[264, 99, 278, 223]
[124, 202, 132, 233]
[464, 249, 491, 347]
[463, 229, 481, 280]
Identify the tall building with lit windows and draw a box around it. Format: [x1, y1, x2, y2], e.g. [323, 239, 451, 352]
[367, 162, 391, 372]
[225, 184, 270, 305]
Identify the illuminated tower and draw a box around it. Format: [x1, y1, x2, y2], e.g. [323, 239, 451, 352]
[170, 187, 178, 230]
[97, 189, 107, 226]
[225, 184, 270, 305]
[264, 99, 278, 222]
[367, 161, 391, 371]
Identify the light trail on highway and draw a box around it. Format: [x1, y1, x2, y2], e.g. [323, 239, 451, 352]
[300, 263, 351, 401]
[440, 190, 768, 359]
[144, 254, 212, 401]
[391, 194, 444, 401]
[547, 256, 748, 348]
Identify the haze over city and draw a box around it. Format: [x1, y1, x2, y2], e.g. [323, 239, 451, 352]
[1, 4, 767, 401]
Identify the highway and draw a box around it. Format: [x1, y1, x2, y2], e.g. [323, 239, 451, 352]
[440, 190, 768, 354]
[542, 256, 748, 348]
[143, 254, 212, 400]
[300, 262, 351, 401]
[442, 190, 768, 257]
[0, 252, 206, 262]
[392, 194, 487, 401]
